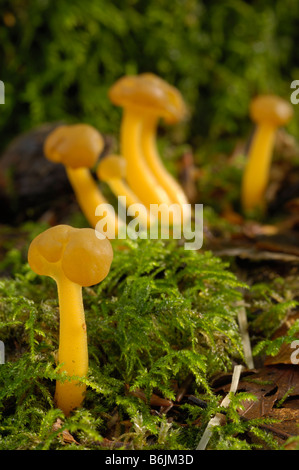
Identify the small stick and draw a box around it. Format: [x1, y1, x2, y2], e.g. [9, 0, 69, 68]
[196, 365, 243, 450]
[237, 301, 254, 369]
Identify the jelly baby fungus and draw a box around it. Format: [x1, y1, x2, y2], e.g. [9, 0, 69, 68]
[44, 124, 122, 237]
[241, 95, 293, 213]
[138, 74, 190, 216]
[97, 154, 153, 229]
[28, 225, 113, 416]
[109, 73, 187, 211]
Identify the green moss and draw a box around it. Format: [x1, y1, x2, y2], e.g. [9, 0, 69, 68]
[1, 0, 299, 154]
[0, 230, 247, 449]
[0, 226, 297, 449]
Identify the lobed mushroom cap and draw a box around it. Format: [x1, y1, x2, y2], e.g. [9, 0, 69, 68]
[250, 95, 293, 127]
[108, 73, 188, 124]
[97, 155, 126, 181]
[44, 124, 104, 169]
[28, 225, 113, 286]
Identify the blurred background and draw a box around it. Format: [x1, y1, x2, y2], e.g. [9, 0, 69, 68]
[1, 0, 299, 148]
[1, 0, 299, 223]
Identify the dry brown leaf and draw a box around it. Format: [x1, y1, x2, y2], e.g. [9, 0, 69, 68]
[268, 407, 299, 436]
[128, 387, 173, 408]
[52, 418, 79, 445]
[265, 312, 299, 366]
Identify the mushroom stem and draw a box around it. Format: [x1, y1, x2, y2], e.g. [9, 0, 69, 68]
[240, 94, 293, 213]
[106, 178, 153, 229]
[54, 271, 88, 416]
[141, 114, 190, 219]
[96, 154, 154, 229]
[241, 123, 275, 212]
[44, 123, 123, 238]
[120, 108, 171, 209]
[66, 167, 121, 238]
[108, 178, 140, 207]
[28, 225, 113, 417]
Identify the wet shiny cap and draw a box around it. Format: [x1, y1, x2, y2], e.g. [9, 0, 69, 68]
[28, 225, 113, 286]
[250, 95, 293, 127]
[44, 124, 104, 169]
[97, 155, 126, 181]
[109, 73, 188, 123]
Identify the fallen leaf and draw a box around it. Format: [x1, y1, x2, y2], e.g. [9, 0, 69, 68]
[125, 384, 173, 408]
[215, 366, 299, 419]
[52, 418, 79, 445]
[265, 312, 299, 366]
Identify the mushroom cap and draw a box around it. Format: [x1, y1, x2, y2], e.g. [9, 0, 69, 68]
[250, 95, 293, 127]
[108, 73, 188, 124]
[28, 225, 113, 286]
[44, 124, 104, 169]
[97, 155, 126, 181]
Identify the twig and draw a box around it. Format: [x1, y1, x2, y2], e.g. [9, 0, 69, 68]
[237, 301, 254, 369]
[196, 365, 243, 450]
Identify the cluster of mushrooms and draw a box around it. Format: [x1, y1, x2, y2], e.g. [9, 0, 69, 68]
[43, 73, 192, 236]
[27, 73, 294, 416]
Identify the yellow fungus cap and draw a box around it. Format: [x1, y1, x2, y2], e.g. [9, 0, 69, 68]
[28, 225, 113, 286]
[250, 95, 293, 127]
[44, 124, 104, 169]
[97, 155, 126, 181]
[109, 73, 188, 124]
[61, 228, 113, 286]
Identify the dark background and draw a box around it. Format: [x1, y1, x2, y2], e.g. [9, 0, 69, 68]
[1, 0, 299, 155]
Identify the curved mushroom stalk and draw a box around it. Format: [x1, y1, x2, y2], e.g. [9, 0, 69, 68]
[109, 73, 190, 220]
[54, 270, 88, 415]
[141, 113, 191, 221]
[65, 167, 118, 238]
[97, 154, 154, 229]
[28, 225, 113, 416]
[241, 95, 293, 213]
[241, 123, 275, 213]
[119, 107, 171, 209]
[44, 124, 123, 238]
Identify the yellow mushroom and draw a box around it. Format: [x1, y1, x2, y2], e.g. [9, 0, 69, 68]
[109, 73, 188, 210]
[96, 154, 153, 229]
[28, 225, 113, 416]
[44, 124, 122, 237]
[241, 95, 293, 213]
[138, 74, 190, 214]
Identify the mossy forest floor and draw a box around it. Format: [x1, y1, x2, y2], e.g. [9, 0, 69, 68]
[1, 127, 299, 450]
